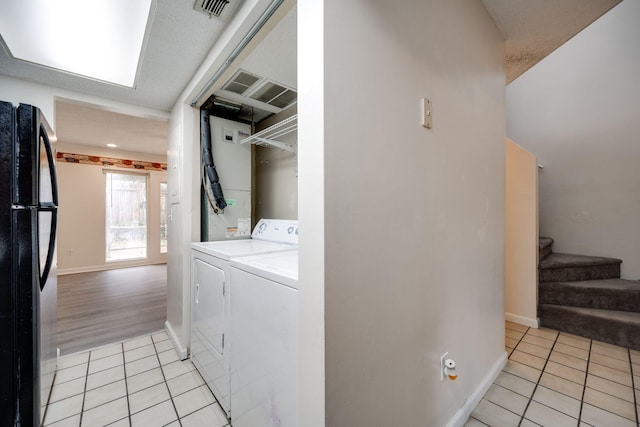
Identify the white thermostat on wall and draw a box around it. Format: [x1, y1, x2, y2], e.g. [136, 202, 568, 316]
[222, 128, 251, 144]
[223, 127, 236, 143]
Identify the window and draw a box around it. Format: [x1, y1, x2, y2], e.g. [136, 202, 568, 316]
[160, 181, 168, 254]
[105, 171, 147, 261]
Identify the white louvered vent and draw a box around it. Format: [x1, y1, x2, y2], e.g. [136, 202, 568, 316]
[222, 70, 262, 95]
[194, 0, 241, 21]
[248, 80, 297, 109]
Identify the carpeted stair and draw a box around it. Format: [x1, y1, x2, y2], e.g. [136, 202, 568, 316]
[537, 237, 640, 350]
[538, 237, 554, 261]
[539, 253, 621, 282]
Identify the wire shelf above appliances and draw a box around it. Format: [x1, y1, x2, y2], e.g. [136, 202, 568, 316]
[240, 114, 297, 153]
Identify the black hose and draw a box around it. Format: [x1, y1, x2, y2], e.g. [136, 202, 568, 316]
[200, 108, 227, 210]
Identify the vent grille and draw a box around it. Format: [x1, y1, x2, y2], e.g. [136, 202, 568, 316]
[269, 89, 297, 108]
[218, 70, 297, 112]
[195, 0, 229, 17]
[249, 81, 297, 109]
[222, 70, 261, 95]
[194, 0, 241, 21]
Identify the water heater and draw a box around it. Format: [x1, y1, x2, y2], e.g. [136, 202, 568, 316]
[204, 116, 252, 241]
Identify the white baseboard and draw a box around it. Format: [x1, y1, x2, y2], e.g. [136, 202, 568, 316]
[505, 312, 539, 328]
[445, 351, 508, 427]
[165, 320, 188, 360]
[58, 260, 166, 276]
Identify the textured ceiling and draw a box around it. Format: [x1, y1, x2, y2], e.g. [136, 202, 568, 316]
[53, 4, 296, 158]
[481, 0, 622, 84]
[0, 0, 230, 111]
[55, 100, 168, 156]
[1, 1, 623, 154]
[52, 3, 296, 157]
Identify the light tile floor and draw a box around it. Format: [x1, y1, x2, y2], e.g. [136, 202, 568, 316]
[467, 322, 640, 427]
[43, 331, 229, 427]
[45, 324, 640, 426]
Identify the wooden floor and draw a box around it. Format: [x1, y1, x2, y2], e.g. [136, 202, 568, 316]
[57, 264, 167, 355]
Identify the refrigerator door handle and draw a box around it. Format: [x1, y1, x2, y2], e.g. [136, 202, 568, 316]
[39, 205, 57, 289]
[38, 117, 59, 290]
[40, 122, 59, 206]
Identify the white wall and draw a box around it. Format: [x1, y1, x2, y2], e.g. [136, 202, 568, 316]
[505, 139, 538, 327]
[506, 0, 640, 279]
[303, 1, 507, 425]
[0, 75, 171, 274]
[298, 1, 325, 423]
[253, 106, 298, 222]
[57, 153, 167, 274]
[0, 75, 168, 131]
[1, 76, 56, 122]
[165, 101, 199, 358]
[255, 143, 298, 220]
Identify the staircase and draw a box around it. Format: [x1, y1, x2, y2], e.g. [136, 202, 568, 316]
[537, 237, 640, 350]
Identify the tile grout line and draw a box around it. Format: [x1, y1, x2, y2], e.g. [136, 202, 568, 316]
[576, 339, 593, 426]
[507, 326, 530, 358]
[52, 334, 226, 427]
[500, 329, 637, 427]
[547, 341, 635, 423]
[78, 350, 92, 426]
[628, 349, 639, 427]
[516, 330, 560, 427]
[152, 335, 184, 427]
[122, 342, 133, 427]
[581, 344, 638, 424]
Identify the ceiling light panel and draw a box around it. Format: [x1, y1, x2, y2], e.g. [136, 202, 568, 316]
[0, 0, 153, 87]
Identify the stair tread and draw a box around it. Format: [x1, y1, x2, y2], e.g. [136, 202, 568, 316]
[539, 237, 554, 249]
[540, 278, 640, 291]
[539, 252, 622, 270]
[539, 304, 640, 324]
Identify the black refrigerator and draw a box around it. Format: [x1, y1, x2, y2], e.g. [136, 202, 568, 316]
[0, 101, 58, 427]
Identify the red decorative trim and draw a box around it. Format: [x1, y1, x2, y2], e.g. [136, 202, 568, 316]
[56, 152, 167, 171]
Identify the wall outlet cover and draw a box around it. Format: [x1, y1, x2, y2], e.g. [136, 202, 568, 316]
[440, 352, 449, 381]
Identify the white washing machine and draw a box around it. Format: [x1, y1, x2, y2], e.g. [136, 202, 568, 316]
[229, 250, 299, 427]
[190, 219, 298, 418]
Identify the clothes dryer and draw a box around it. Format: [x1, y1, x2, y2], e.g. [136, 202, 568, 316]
[190, 219, 297, 418]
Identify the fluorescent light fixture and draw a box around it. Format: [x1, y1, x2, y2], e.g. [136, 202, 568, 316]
[106, 143, 118, 148]
[0, 0, 153, 87]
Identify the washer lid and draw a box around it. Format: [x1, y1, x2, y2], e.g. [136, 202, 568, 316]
[231, 250, 298, 289]
[191, 239, 295, 260]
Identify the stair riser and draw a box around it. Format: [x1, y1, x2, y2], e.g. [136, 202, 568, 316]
[539, 306, 640, 351]
[539, 264, 620, 283]
[539, 285, 640, 313]
[539, 245, 552, 262]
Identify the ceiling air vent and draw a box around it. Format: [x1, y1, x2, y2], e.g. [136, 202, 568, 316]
[222, 70, 261, 95]
[248, 80, 297, 109]
[194, 0, 241, 22]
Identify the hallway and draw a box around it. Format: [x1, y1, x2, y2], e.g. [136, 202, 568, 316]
[467, 322, 639, 426]
[57, 265, 167, 355]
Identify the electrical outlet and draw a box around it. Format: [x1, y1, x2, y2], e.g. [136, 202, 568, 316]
[440, 352, 449, 381]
